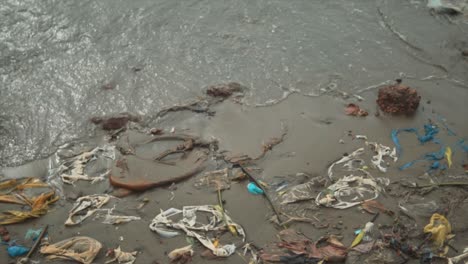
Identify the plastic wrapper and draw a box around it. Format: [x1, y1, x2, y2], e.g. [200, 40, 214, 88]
[149, 205, 245, 257]
[40, 236, 102, 264]
[65, 194, 112, 226]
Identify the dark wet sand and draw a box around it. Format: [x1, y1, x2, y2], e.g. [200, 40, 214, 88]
[1, 79, 468, 264]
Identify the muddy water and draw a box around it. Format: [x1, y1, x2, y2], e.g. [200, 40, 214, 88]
[1, 0, 468, 263]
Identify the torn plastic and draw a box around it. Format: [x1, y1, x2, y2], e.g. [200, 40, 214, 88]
[316, 175, 389, 209]
[40, 236, 102, 264]
[96, 206, 141, 225]
[391, 123, 439, 156]
[60, 147, 114, 185]
[328, 148, 365, 181]
[105, 246, 137, 264]
[366, 142, 397, 172]
[0, 178, 59, 225]
[194, 168, 230, 191]
[149, 205, 245, 257]
[66, 194, 112, 226]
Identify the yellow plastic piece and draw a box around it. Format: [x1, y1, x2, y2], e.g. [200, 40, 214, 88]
[445, 147, 452, 168]
[423, 213, 452, 248]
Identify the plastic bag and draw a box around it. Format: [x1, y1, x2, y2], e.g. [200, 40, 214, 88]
[149, 205, 245, 257]
[40, 236, 102, 264]
[423, 213, 452, 249]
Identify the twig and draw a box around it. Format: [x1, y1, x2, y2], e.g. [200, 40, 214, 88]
[238, 165, 283, 223]
[405, 182, 468, 189]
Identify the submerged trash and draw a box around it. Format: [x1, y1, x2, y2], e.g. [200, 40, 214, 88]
[377, 81, 421, 115]
[260, 229, 347, 263]
[90, 113, 140, 131]
[60, 146, 114, 185]
[149, 205, 245, 257]
[316, 175, 389, 209]
[65, 194, 112, 226]
[194, 168, 230, 191]
[423, 213, 452, 249]
[168, 245, 194, 263]
[105, 246, 137, 264]
[247, 182, 264, 195]
[427, 0, 467, 15]
[40, 236, 102, 264]
[206, 82, 244, 98]
[345, 103, 369, 116]
[0, 178, 59, 225]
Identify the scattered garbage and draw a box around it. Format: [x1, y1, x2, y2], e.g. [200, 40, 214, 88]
[60, 146, 114, 185]
[247, 182, 264, 195]
[194, 168, 230, 191]
[65, 194, 140, 226]
[376, 81, 421, 115]
[367, 141, 397, 172]
[423, 213, 452, 249]
[105, 246, 137, 264]
[65, 194, 112, 226]
[345, 103, 369, 116]
[40, 236, 102, 264]
[316, 175, 389, 209]
[0, 178, 59, 225]
[351, 213, 379, 248]
[149, 205, 245, 257]
[260, 229, 348, 263]
[17, 225, 49, 264]
[206, 82, 244, 98]
[168, 245, 194, 263]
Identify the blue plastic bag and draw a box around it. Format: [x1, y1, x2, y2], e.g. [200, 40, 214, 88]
[247, 182, 264, 195]
[7, 245, 29, 257]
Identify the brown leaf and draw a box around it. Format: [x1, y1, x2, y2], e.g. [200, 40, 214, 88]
[362, 200, 394, 216]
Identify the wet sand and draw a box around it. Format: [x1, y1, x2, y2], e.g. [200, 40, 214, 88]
[1, 79, 468, 263]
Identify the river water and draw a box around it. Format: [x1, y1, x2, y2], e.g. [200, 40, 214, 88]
[1, 0, 467, 167]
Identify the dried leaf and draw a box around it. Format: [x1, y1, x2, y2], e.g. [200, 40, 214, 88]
[362, 200, 394, 216]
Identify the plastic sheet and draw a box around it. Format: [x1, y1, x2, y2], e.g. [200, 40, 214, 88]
[149, 205, 245, 257]
[40, 236, 102, 264]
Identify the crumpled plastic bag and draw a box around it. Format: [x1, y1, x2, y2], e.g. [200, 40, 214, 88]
[316, 175, 389, 209]
[40, 236, 102, 264]
[149, 205, 245, 257]
[194, 168, 230, 191]
[423, 213, 452, 249]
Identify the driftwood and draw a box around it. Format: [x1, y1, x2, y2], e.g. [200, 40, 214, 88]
[109, 163, 205, 192]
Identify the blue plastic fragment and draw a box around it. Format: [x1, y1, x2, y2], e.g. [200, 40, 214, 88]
[354, 229, 362, 235]
[25, 228, 42, 241]
[458, 139, 468, 153]
[247, 182, 264, 195]
[7, 245, 29, 257]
